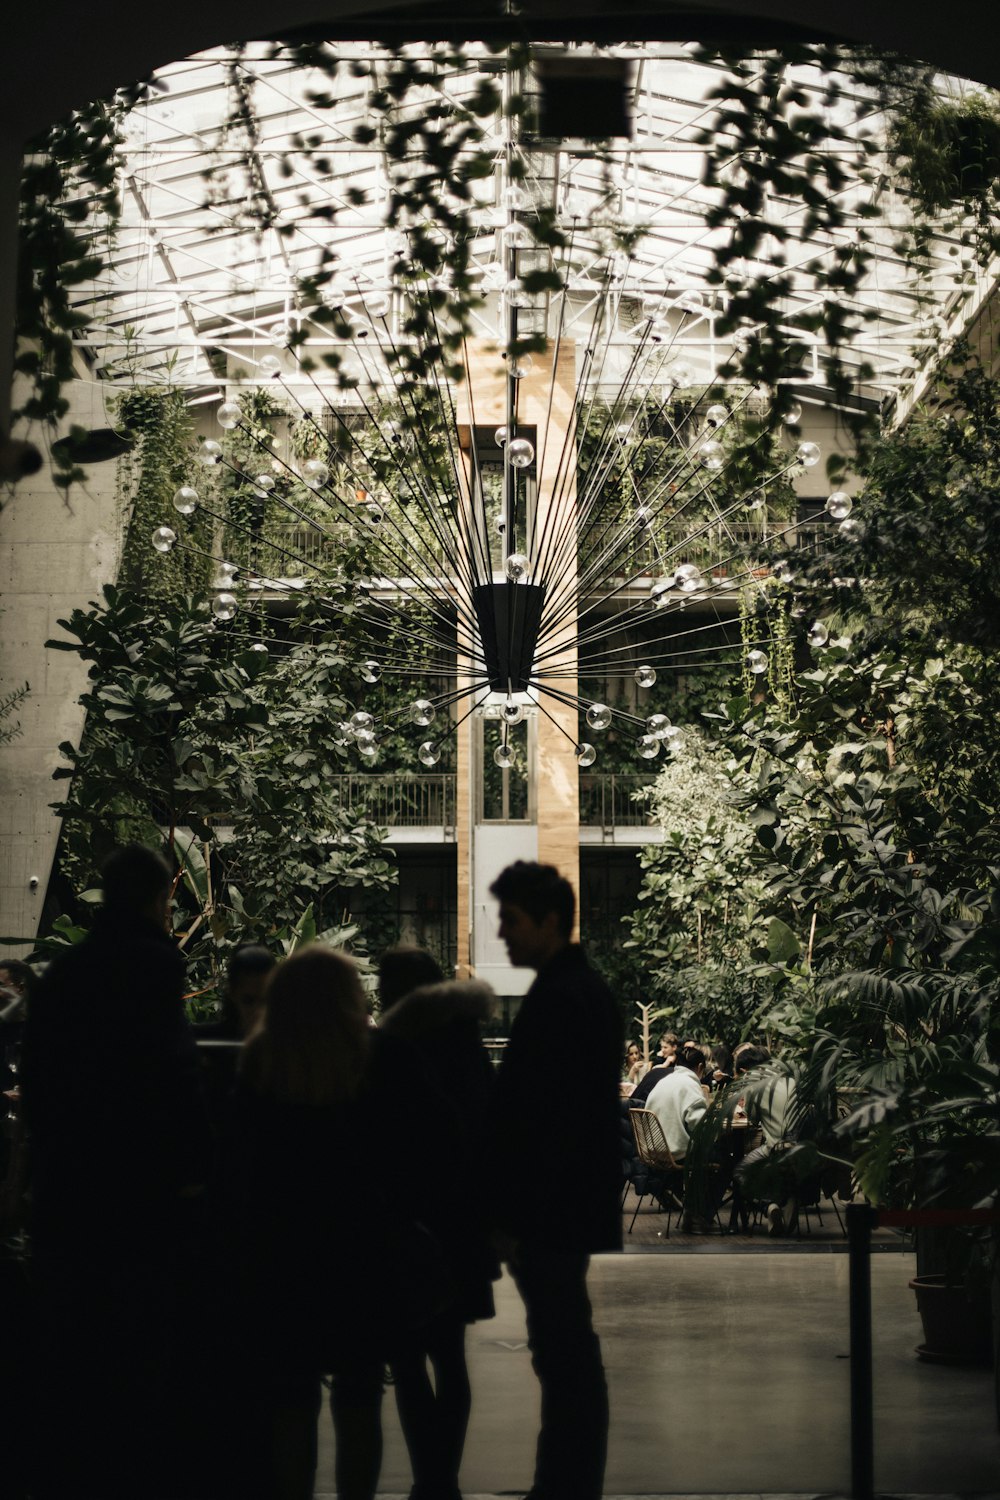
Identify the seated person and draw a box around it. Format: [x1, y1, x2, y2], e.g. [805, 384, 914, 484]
[628, 1032, 678, 1108]
[733, 1045, 800, 1234]
[643, 1044, 708, 1163]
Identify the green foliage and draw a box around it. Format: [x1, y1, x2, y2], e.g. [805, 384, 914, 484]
[45, 586, 397, 1004]
[115, 389, 213, 594]
[624, 726, 764, 1042]
[889, 89, 1000, 261]
[16, 99, 127, 487]
[703, 353, 1000, 1208]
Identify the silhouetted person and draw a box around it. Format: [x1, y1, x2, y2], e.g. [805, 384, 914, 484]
[21, 842, 210, 1498]
[378, 943, 444, 1010]
[380, 949, 498, 1500]
[486, 861, 622, 1500]
[229, 944, 454, 1500]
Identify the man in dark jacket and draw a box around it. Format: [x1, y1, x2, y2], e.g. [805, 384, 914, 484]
[22, 843, 210, 1497]
[486, 861, 622, 1500]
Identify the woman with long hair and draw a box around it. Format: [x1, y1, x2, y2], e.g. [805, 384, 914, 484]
[231, 945, 429, 1500]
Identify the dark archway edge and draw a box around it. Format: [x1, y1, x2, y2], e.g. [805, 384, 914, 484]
[7, 0, 1000, 145]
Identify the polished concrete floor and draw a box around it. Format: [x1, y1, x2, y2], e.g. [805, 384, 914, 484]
[316, 1253, 999, 1498]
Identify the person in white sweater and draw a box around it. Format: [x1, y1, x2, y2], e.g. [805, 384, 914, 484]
[644, 1045, 708, 1161]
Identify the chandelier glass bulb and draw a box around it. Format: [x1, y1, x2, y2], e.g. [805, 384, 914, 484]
[501, 700, 524, 725]
[826, 491, 853, 520]
[505, 552, 530, 582]
[356, 730, 378, 758]
[674, 562, 703, 593]
[704, 403, 728, 428]
[501, 221, 534, 250]
[217, 401, 241, 431]
[507, 438, 535, 469]
[839, 516, 860, 537]
[494, 742, 515, 768]
[508, 356, 534, 380]
[360, 659, 381, 684]
[212, 592, 237, 621]
[257, 353, 282, 378]
[808, 621, 830, 648]
[637, 734, 661, 759]
[270, 322, 291, 347]
[198, 440, 222, 466]
[666, 362, 694, 389]
[502, 183, 531, 212]
[410, 698, 435, 727]
[494, 425, 508, 446]
[367, 292, 391, 319]
[576, 743, 597, 767]
[781, 400, 802, 425]
[796, 441, 821, 467]
[698, 440, 725, 471]
[418, 741, 440, 767]
[634, 664, 657, 687]
[586, 703, 612, 731]
[251, 474, 275, 498]
[746, 648, 769, 674]
[349, 711, 374, 735]
[503, 279, 531, 309]
[675, 289, 704, 315]
[151, 526, 176, 553]
[646, 713, 671, 737]
[302, 459, 330, 489]
[172, 486, 198, 515]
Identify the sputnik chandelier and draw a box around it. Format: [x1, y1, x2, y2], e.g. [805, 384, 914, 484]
[152, 337, 850, 771]
[136, 48, 860, 770]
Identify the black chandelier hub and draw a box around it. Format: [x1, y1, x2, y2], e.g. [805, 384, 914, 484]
[473, 581, 546, 694]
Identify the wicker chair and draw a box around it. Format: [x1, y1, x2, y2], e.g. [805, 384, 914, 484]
[626, 1107, 685, 1235]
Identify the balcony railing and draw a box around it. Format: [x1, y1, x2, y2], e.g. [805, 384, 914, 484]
[579, 774, 658, 828]
[329, 773, 456, 830]
[579, 518, 833, 581]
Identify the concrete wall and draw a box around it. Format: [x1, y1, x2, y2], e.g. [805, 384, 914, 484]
[0, 380, 122, 953]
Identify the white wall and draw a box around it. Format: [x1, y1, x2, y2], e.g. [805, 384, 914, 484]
[0, 380, 122, 953]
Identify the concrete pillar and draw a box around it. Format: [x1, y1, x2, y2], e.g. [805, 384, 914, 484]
[0, 379, 122, 953]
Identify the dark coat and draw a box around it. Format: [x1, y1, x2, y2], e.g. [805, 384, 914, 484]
[380, 979, 499, 1320]
[21, 910, 209, 1249]
[226, 1030, 451, 1368]
[486, 945, 623, 1253]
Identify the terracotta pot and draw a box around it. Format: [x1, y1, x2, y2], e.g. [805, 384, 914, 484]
[909, 1274, 993, 1366]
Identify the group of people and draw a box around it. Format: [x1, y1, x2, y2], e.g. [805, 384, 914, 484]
[5, 846, 623, 1500]
[621, 1033, 801, 1235]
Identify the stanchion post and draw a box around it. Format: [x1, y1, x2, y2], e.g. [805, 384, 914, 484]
[847, 1203, 877, 1500]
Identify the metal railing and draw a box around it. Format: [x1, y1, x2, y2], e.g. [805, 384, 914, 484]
[329, 773, 456, 829]
[579, 518, 834, 579]
[579, 774, 658, 828]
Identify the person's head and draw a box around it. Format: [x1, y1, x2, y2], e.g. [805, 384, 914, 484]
[379, 945, 444, 1012]
[658, 1031, 679, 1060]
[626, 1042, 641, 1064]
[709, 1042, 733, 1075]
[100, 843, 172, 928]
[0, 959, 35, 1001]
[734, 1044, 771, 1074]
[242, 945, 370, 1107]
[490, 862, 574, 970]
[678, 1044, 706, 1077]
[226, 944, 276, 1035]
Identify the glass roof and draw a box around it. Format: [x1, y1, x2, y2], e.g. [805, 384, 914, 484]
[66, 39, 994, 411]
